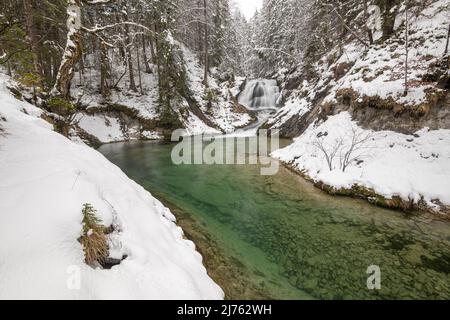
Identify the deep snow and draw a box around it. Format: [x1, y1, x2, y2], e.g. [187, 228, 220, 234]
[272, 112, 450, 211]
[0, 74, 223, 299]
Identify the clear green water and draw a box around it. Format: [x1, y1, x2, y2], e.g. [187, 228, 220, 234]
[99, 140, 450, 300]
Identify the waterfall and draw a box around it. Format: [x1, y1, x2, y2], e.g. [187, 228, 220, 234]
[237, 79, 280, 134]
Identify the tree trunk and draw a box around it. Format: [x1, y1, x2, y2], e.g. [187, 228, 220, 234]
[53, 30, 82, 99]
[154, 23, 163, 107]
[445, 23, 450, 55]
[136, 44, 143, 95]
[150, 25, 157, 64]
[7, 61, 12, 76]
[52, 1, 84, 98]
[23, 0, 43, 79]
[100, 41, 110, 97]
[203, 0, 209, 87]
[382, 0, 397, 40]
[52, 53, 60, 83]
[142, 35, 152, 73]
[115, 13, 126, 62]
[122, 14, 137, 92]
[404, 0, 409, 96]
[363, 0, 374, 46]
[196, 0, 203, 58]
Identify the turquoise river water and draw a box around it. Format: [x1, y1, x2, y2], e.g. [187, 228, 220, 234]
[99, 139, 450, 300]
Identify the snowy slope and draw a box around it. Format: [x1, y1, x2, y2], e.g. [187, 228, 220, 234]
[72, 56, 160, 120]
[323, 0, 449, 107]
[269, 0, 449, 132]
[0, 74, 223, 299]
[74, 113, 128, 143]
[272, 112, 450, 212]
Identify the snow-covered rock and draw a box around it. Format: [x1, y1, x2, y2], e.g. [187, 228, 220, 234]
[0, 74, 223, 299]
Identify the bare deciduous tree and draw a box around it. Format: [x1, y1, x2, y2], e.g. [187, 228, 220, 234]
[313, 126, 373, 172]
[339, 126, 373, 172]
[313, 134, 343, 171]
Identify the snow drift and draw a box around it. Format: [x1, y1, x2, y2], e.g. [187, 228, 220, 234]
[0, 74, 223, 299]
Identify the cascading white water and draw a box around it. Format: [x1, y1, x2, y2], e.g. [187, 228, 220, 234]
[237, 79, 280, 134]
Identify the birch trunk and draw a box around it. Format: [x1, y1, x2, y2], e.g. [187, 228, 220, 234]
[51, 0, 83, 99]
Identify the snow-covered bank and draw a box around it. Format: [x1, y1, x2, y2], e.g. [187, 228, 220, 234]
[0, 74, 223, 299]
[73, 113, 162, 144]
[272, 112, 450, 214]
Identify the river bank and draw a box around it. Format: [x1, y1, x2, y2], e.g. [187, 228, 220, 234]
[272, 112, 450, 220]
[281, 161, 450, 221]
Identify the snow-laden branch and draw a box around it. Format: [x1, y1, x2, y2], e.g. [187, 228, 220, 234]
[83, 22, 156, 35]
[84, 0, 112, 4]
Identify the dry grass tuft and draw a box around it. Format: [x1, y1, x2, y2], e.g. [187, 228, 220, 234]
[78, 203, 109, 267]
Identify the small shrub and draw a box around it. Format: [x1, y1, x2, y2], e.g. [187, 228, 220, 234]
[204, 88, 219, 105]
[47, 97, 75, 117]
[78, 203, 109, 266]
[19, 73, 42, 88]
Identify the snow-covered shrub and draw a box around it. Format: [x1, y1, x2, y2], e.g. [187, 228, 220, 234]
[204, 88, 220, 109]
[46, 97, 78, 135]
[19, 73, 42, 90]
[78, 203, 109, 267]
